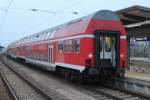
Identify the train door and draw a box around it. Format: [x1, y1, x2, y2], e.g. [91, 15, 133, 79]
[100, 36, 116, 67]
[48, 45, 54, 64]
[95, 30, 120, 69]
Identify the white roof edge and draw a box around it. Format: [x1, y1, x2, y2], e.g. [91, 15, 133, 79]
[124, 20, 150, 28]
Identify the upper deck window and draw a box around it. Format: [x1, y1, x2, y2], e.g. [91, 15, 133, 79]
[48, 30, 56, 39]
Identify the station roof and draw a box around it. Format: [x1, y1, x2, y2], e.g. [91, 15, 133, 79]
[116, 5, 150, 36]
[116, 5, 150, 25]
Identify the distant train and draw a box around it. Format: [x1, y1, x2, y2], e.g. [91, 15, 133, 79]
[7, 10, 127, 81]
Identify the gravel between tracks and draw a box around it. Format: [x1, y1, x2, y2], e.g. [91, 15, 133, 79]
[3, 56, 112, 100]
[0, 75, 11, 100]
[0, 61, 50, 100]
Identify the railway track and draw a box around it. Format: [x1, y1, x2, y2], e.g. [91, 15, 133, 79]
[0, 58, 53, 100]
[0, 69, 18, 100]
[84, 78, 150, 100]
[85, 86, 140, 100]
[1, 55, 150, 100]
[84, 76, 150, 100]
[104, 78, 150, 99]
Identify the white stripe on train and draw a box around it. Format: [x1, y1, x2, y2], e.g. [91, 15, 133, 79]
[20, 34, 94, 46]
[25, 57, 85, 72]
[8, 54, 85, 72]
[12, 34, 126, 47]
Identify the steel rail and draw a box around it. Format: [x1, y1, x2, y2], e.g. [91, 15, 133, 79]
[2, 55, 150, 100]
[84, 86, 127, 100]
[0, 69, 19, 100]
[0, 59, 53, 100]
[99, 78, 150, 100]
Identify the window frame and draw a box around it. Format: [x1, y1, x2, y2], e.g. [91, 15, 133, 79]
[65, 40, 73, 52]
[105, 36, 115, 52]
[58, 41, 64, 53]
[99, 37, 103, 52]
[74, 39, 80, 53]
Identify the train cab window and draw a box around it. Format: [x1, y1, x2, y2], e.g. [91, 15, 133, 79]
[105, 36, 115, 52]
[65, 40, 72, 52]
[58, 41, 63, 53]
[74, 39, 80, 52]
[100, 37, 102, 52]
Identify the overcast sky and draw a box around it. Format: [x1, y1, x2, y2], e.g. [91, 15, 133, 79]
[0, 0, 149, 47]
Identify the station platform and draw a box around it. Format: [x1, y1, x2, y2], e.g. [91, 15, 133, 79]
[125, 70, 150, 82]
[130, 57, 150, 63]
[129, 57, 150, 74]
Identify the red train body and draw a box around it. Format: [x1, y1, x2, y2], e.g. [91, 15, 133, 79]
[7, 10, 127, 80]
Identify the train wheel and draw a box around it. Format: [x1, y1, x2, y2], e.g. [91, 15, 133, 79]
[79, 73, 86, 84]
[70, 71, 78, 82]
[64, 69, 71, 80]
[79, 71, 93, 84]
[116, 68, 125, 79]
[99, 69, 109, 83]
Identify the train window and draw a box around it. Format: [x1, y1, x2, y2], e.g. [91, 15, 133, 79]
[100, 37, 102, 52]
[44, 33, 47, 39]
[58, 41, 63, 53]
[105, 36, 115, 52]
[74, 39, 80, 52]
[48, 30, 56, 39]
[65, 40, 72, 52]
[41, 33, 45, 40]
[46, 32, 50, 39]
[39, 34, 43, 41]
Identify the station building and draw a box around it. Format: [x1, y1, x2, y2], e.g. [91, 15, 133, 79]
[116, 5, 150, 71]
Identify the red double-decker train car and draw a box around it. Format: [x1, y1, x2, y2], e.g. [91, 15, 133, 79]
[7, 10, 127, 81]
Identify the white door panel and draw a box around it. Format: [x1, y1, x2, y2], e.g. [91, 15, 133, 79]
[48, 45, 54, 64]
[100, 36, 116, 66]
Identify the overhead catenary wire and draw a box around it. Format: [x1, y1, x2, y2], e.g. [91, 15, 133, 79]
[0, 0, 84, 40]
[24, 0, 85, 35]
[0, 0, 14, 33]
[0, 7, 56, 14]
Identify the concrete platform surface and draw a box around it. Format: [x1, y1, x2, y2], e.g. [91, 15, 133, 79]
[126, 70, 150, 82]
[130, 57, 150, 63]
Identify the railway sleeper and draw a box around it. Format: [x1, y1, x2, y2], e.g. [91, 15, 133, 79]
[96, 88, 139, 100]
[119, 95, 137, 99]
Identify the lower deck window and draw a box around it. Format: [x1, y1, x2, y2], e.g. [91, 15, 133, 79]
[58, 41, 63, 52]
[65, 40, 72, 52]
[74, 39, 80, 52]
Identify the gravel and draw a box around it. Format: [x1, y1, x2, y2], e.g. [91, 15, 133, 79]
[0, 75, 11, 100]
[4, 56, 111, 100]
[0, 61, 49, 100]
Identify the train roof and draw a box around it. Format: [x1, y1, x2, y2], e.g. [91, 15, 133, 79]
[9, 10, 120, 47]
[37, 10, 120, 33]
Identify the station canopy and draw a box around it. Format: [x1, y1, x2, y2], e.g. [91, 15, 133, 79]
[116, 5, 150, 36]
